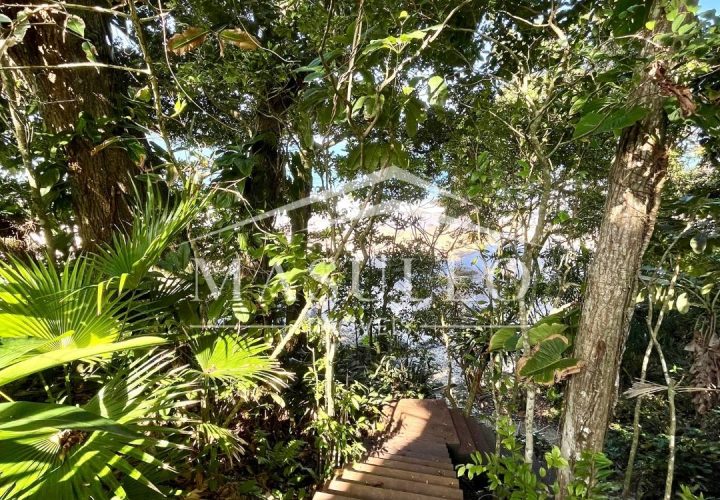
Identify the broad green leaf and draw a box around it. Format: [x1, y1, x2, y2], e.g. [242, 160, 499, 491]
[312, 261, 336, 280]
[0, 337, 49, 368]
[573, 112, 604, 138]
[0, 402, 136, 438]
[676, 292, 690, 314]
[573, 107, 649, 138]
[602, 106, 649, 132]
[0, 14, 11, 24]
[489, 328, 520, 351]
[519, 335, 578, 384]
[428, 75, 447, 106]
[527, 323, 568, 346]
[82, 41, 97, 62]
[691, 234, 707, 254]
[0, 336, 166, 387]
[66, 15, 85, 37]
[134, 86, 152, 102]
[405, 98, 425, 137]
[232, 299, 253, 323]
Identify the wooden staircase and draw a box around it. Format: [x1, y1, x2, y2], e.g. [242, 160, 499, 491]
[313, 399, 494, 499]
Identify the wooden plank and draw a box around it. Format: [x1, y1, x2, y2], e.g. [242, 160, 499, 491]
[341, 470, 462, 499]
[449, 408, 477, 459]
[371, 450, 452, 465]
[350, 462, 459, 488]
[328, 478, 443, 500]
[313, 492, 355, 500]
[364, 457, 457, 476]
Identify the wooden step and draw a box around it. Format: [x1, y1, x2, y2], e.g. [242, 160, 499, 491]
[350, 462, 459, 488]
[372, 450, 452, 464]
[327, 478, 443, 500]
[449, 408, 476, 458]
[464, 415, 495, 454]
[341, 470, 462, 499]
[365, 457, 456, 476]
[376, 441, 450, 457]
[316, 399, 463, 498]
[313, 492, 354, 499]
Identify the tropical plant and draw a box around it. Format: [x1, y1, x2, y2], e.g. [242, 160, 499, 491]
[0, 351, 192, 499]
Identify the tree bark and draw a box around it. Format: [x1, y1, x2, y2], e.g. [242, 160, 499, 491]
[4, 1, 137, 248]
[559, 66, 668, 477]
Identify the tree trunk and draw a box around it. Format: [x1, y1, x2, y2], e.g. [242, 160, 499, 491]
[5, 1, 137, 248]
[559, 67, 668, 476]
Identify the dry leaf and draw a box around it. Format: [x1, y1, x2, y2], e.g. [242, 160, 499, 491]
[168, 27, 209, 55]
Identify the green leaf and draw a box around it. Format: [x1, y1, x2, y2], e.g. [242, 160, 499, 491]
[490, 328, 520, 351]
[97, 279, 104, 315]
[0, 14, 11, 24]
[312, 261, 336, 280]
[428, 75, 447, 107]
[66, 15, 85, 37]
[405, 98, 425, 138]
[134, 85, 152, 102]
[519, 335, 580, 384]
[232, 299, 253, 323]
[573, 106, 649, 138]
[671, 12, 686, 32]
[527, 323, 568, 346]
[573, 112, 604, 138]
[0, 402, 136, 438]
[602, 106, 649, 131]
[171, 97, 188, 118]
[0, 336, 166, 387]
[691, 234, 707, 254]
[81, 41, 97, 62]
[676, 292, 690, 314]
[192, 334, 284, 389]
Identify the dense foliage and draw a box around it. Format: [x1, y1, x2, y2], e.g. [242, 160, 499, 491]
[0, 0, 719, 498]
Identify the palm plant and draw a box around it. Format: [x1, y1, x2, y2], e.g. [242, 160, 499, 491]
[185, 332, 289, 486]
[0, 255, 166, 388]
[0, 351, 193, 499]
[0, 187, 207, 497]
[0, 185, 202, 388]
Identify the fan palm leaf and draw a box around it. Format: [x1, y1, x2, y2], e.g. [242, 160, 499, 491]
[191, 333, 287, 391]
[0, 351, 193, 499]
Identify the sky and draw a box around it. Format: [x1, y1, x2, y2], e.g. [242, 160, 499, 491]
[700, 0, 720, 11]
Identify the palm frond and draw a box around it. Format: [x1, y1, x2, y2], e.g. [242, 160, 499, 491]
[0, 256, 122, 344]
[191, 333, 287, 391]
[92, 186, 203, 290]
[0, 351, 193, 499]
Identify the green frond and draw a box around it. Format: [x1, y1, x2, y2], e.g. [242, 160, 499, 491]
[191, 333, 287, 391]
[196, 422, 246, 463]
[0, 256, 122, 344]
[92, 187, 203, 289]
[0, 351, 193, 499]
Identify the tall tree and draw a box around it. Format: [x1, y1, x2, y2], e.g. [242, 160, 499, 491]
[3, 2, 138, 248]
[559, 2, 672, 481]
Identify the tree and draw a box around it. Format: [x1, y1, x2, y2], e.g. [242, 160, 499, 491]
[2, 2, 138, 248]
[558, 0, 717, 485]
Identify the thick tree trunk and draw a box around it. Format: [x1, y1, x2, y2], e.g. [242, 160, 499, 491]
[559, 69, 668, 475]
[5, 2, 137, 248]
